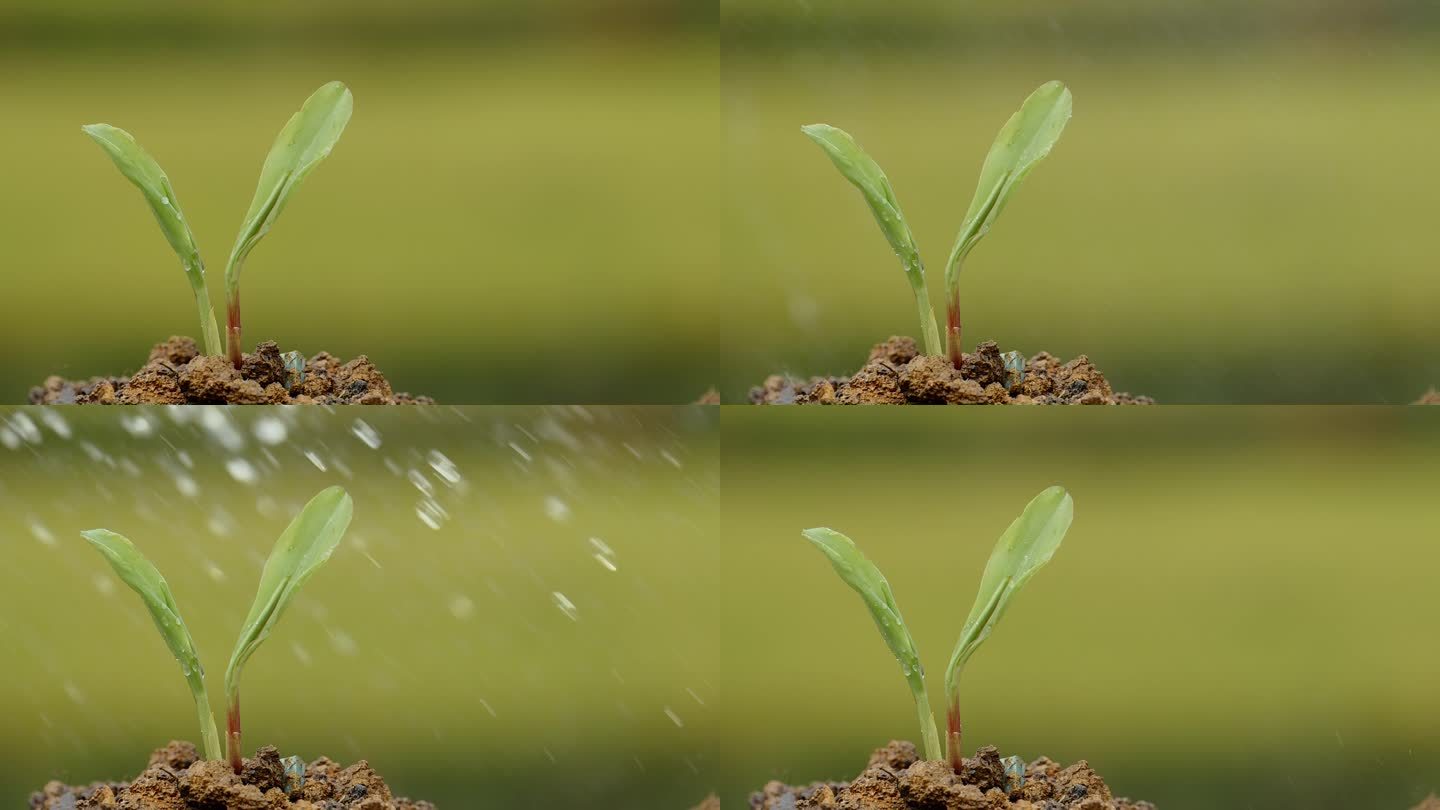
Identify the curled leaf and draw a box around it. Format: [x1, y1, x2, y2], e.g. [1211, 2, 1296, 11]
[944, 81, 1072, 294]
[81, 529, 222, 759]
[803, 527, 942, 759]
[81, 124, 222, 354]
[802, 124, 944, 356]
[224, 81, 353, 297]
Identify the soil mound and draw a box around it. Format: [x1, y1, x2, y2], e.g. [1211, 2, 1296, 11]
[750, 740, 1153, 810]
[749, 337, 1150, 405]
[1416, 389, 1440, 404]
[30, 740, 434, 809]
[28, 337, 431, 405]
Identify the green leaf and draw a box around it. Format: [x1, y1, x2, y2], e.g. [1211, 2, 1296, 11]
[224, 486, 353, 707]
[802, 124, 944, 356]
[81, 529, 222, 760]
[803, 527, 942, 760]
[943, 81, 1072, 297]
[943, 486, 1073, 698]
[223, 81, 353, 299]
[81, 124, 222, 355]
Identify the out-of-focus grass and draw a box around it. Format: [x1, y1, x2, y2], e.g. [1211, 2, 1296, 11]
[0, 406, 720, 808]
[0, 39, 717, 403]
[718, 408, 1440, 808]
[722, 39, 1440, 402]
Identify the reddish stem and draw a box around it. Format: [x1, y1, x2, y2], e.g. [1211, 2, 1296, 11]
[227, 697, 243, 774]
[947, 300, 963, 370]
[946, 702, 963, 773]
[226, 294, 243, 369]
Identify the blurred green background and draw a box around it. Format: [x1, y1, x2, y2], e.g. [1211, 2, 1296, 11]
[722, 0, 1440, 403]
[720, 408, 1440, 808]
[0, 1, 714, 404]
[0, 406, 719, 808]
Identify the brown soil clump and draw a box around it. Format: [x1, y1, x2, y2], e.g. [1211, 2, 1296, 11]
[1416, 389, 1440, 404]
[748, 337, 1151, 405]
[29, 337, 431, 405]
[30, 740, 434, 809]
[690, 794, 722, 810]
[1412, 795, 1440, 810]
[750, 740, 1153, 810]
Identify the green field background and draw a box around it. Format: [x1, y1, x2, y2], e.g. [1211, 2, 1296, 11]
[719, 408, 1440, 808]
[0, 2, 715, 404]
[722, 1, 1440, 403]
[0, 406, 719, 809]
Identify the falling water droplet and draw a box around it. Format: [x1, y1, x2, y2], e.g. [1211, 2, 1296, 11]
[225, 458, 259, 485]
[552, 592, 578, 621]
[120, 414, 155, 438]
[351, 420, 382, 449]
[174, 474, 199, 498]
[427, 450, 461, 485]
[40, 410, 72, 439]
[29, 520, 56, 547]
[303, 450, 328, 471]
[449, 595, 475, 620]
[9, 413, 41, 444]
[416, 499, 448, 530]
[252, 416, 288, 446]
[544, 496, 571, 523]
[663, 706, 684, 728]
[407, 469, 434, 497]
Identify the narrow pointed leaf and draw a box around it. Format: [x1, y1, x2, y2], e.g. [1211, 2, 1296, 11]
[81, 124, 222, 354]
[223, 81, 353, 296]
[943, 486, 1073, 699]
[943, 81, 1072, 293]
[81, 529, 222, 759]
[802, 124, 943, 355]
[803, 527, 942, 759]
[224, 486, 353, 703]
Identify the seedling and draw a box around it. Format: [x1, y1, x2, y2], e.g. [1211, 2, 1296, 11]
[802, 485, 1072, 771]
[82, 486, 354, 772]
[802, 81, 1072, 368]
[83, 81, 354, 368]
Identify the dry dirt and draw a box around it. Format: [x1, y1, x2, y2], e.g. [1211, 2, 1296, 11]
[30, 740, 433, 809]
[749, 740, 1153, 810]
[28, 337, 431, 405]
[749, 337, 1151, 405]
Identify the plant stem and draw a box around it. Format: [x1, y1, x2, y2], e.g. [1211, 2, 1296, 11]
[187, 677, 222, 762]
[226, 294, 243, 369]
[914, 285, 944, 359]
[226, 695, 243, 773]
[946, 700, 964, 772]
[913, 686, 943, 762]
[946, 297, 963, 369]
[183, 258, 223, 356]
